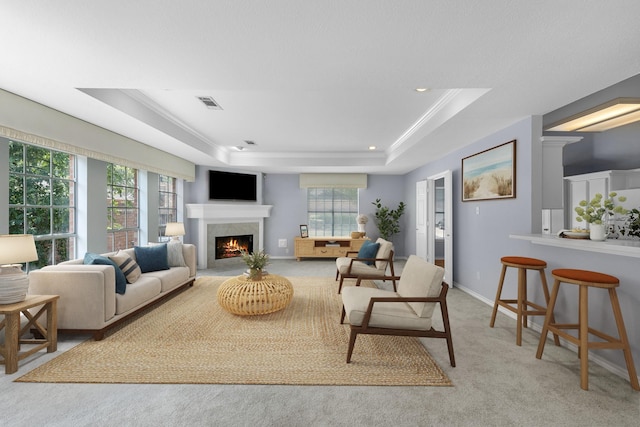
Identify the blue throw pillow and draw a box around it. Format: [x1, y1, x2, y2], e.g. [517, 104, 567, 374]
[84, 252, 127, 295]
[134, 244, 170, 273]
[357, 241, 380, 265]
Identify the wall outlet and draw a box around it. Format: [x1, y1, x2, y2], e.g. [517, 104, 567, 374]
[475, 206, 480, 215]
[278, 239, 288, 248]
[476, 271, 480, 280]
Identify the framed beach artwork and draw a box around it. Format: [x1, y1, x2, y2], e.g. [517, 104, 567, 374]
[299, 224, 309, 238]
[462, 140, 516, 201]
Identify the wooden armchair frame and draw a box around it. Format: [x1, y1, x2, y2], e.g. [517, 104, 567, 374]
[340, 281, 455, 367]
[335, 249, 397, 294]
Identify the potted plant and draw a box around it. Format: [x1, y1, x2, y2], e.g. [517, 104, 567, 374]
[371, 198, 406, 241]
[620, 208, 640, 239]
[241, 250, 270, 280]
[574, 192, 628, 240]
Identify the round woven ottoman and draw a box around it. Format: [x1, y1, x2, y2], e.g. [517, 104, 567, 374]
[217, 274, 294, 315]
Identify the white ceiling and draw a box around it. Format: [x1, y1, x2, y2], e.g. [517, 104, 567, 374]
[2, 1, 640, 174]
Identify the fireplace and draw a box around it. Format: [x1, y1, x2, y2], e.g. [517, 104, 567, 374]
[215, 234, 253, 259]
[186, 203, 273, 269]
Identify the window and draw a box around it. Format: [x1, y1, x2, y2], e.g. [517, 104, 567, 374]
[158, 174, 178, 241]
[107, 164, 139, 251]
[307, 188, 358, 236]
[8, 141, 76, 269]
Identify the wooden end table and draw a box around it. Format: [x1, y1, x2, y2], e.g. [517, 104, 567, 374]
[0, 294, 59, 374]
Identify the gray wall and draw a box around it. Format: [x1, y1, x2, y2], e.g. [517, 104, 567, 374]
[261, 173, 407, 257]
[403, 117, 537, 297]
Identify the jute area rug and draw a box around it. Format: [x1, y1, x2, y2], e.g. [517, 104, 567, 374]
[17, 276, 451, 386]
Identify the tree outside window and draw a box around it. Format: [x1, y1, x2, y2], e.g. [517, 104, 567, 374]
[107, 164, 139, 251]
[8, 141, 76, 269]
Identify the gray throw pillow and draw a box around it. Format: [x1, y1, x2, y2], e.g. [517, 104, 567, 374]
[167, 240, 187, 267]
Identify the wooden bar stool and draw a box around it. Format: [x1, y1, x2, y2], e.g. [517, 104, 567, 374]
[490, 256, 560, 346]
[536, 269, 639, 391]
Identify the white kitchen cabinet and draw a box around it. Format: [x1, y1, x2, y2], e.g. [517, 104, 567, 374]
[565, 169, 640, 229]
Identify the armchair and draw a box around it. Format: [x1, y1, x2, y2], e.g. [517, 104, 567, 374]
[335, 238, 396, 293]
[340, 255, 455, 367]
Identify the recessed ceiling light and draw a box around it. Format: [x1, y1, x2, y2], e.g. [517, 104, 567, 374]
[233, 146, 245, 151]
[244, 140, 256, 145]
[369, 146, 376, 150]
[415, 88, 429, 93]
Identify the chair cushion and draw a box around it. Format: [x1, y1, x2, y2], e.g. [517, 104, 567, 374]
[357, 241, 380, 265]
[397, 255, 445, 318]
[374, 238, 393, 270]
[336, 258, 388, 277]
[342, 287, 432, 331]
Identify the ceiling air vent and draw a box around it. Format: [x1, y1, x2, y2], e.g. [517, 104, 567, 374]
[196, 96, 223, 110]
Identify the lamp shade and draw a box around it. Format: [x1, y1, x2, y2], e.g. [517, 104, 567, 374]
[0, 234, 38, 265]
[165, 222, 186, 237]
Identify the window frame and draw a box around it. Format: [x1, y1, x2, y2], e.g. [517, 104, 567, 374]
[158, 174, 178, 242]
[306, 187, 359, 237]
[8, 140, 77, 269]
[107, 163, 139, 251]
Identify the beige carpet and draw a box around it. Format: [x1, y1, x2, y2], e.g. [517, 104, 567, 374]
[16, 276, 451, 386]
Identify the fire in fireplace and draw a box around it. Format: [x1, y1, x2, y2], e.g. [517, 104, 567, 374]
[215, 234, 253, 259]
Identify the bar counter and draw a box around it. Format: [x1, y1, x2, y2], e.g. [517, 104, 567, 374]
[510, 234, 640, 258]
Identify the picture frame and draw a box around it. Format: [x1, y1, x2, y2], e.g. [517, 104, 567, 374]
[462, 140, 516, 201]
[299, 224, 309, 238]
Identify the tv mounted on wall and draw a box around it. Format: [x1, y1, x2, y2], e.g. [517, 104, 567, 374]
[208, 170, 257, 201]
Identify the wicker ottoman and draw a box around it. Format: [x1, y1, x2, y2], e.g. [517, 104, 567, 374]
[217, 274, 294, 315]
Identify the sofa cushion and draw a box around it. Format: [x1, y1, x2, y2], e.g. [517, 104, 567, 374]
[115, 275, 162, 315]
[144, 267, 190, 292]
[109, 251, 142, 284]
[357, 240, 380, 265]
[83, 252, 126, 295]
[134, 244, 170, 273]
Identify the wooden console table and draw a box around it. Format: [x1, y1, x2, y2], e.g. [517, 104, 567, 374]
[0, 294, 59, 374]
[294, 237, 368, 260]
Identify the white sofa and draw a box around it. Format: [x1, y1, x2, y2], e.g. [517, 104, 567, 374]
[28, 243, 196, 340]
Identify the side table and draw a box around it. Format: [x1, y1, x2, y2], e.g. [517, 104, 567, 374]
[217, 274, 293, 315]
[0, 294, 59, 374]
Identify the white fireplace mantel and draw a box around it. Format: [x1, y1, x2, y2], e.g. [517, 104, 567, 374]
[186, 203, 272, 220]
[186, 204, 273, 268]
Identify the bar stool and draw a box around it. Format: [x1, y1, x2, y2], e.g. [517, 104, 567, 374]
[490, 256, 560, 346]
[536, 269, 639, 391]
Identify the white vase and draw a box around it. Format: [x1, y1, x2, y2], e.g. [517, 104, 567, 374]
[590, 224, 607, 241]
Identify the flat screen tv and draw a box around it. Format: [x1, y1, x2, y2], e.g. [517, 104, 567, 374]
[209, 170, 257, 201]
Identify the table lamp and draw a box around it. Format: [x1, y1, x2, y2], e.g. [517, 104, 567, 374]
[0, 234, 39, 304]
[165, 222, 186, 241]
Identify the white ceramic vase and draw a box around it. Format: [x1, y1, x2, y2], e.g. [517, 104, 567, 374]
[590, 224, 607, 241]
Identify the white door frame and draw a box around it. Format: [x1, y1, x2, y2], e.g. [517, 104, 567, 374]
[415, 180, 428, 260]
[428, 170, 453, 287]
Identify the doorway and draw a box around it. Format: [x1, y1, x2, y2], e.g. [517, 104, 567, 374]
[416, 170, 453, 286]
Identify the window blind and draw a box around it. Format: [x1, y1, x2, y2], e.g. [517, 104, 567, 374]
[299, 173, 367, 189]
